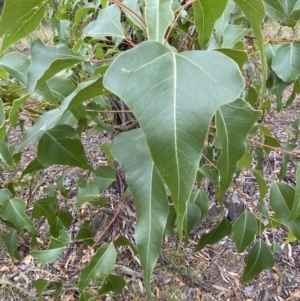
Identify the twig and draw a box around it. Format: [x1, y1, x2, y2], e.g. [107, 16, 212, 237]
[247, 138, 300, 158]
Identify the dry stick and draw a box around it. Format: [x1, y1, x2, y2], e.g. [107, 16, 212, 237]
[76, 197, 128, 267]
[202, 154, 218, 170]
[164, 0, 196, 43]
[247, 138, 300, 158]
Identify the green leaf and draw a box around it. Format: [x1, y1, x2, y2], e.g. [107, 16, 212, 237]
[101, 141, 114, 166]
[233, 0, 266, 101]
[252, 169, 268, 200]
[34, 279, 50, 296]
[0, 199, 37, 234]
[4, 230, 21, 261]
[263, 0, 285, 21]
[263, 135, 281, 155]
[215, 48, 248, 70]
[0, 52, 29, 84]
[76, 220, 94, 246]
[94, 166, 115, 192]
[272, 42, 300, 82]
[83, 5, 125, 39]
[104, 41, 243, 239]
[79, 291, 93, 301]
[195, 218, 232, 251]
[99, 274, 126, 295]
[270, 182, 300, 240]
[0, 0, 47, 52]
[32, 197, 57, 224]
[279, 0, 297, 15]
[47, 77, 77, 101]
[26, 39, 84, 94]
[75, 182, 100, 206]
[0, 189, 13, 205]
[184, 202, 201, 245]
[15, 77, 108, 153]
[22, 158, 44, 175]
[232, 211, 257, 253]
[0, 141, 14, 167]
[31, 230, 71, 265]
[193, 0, 227, 49]
[114, 235, 138, 255]
[215, 99, 261, 193]
[78, 243, 116, 291]
[242, 239, 274, 282]
[58, 209, 72, 228]
[111, 129, 168, 297]
[49, 217, 64, 238]
[123, 0, 145, 30]
[213, 0, 235, 46]
[289, 166, 300, 220]
[37, 124, 92, 170]
[145, 0, 173, 43]
[33, 278, 50, 296]
[222, 25, 250, 49]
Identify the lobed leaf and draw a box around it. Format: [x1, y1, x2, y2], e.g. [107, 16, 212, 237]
[104, 41, 243, 239]
[0, 198, 37, 234]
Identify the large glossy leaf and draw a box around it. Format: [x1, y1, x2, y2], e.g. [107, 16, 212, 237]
[37, 124, 92, 170]
[15, 77, 108, 153]
[111, 129, 168, 296]
[26, 39, 84, 94]
[215, 99, 261, 193]
[272, 42, 300, 82]
[193, 0, 227, 49]
[195, 218, 232, 251]
[78, 243, 116, 290]
[242, 239, 274, 282]
[31, 230, 71, 265]
[270, 182, 300, 240]
[83, 5, 125, 40]
[0, 199, 37, 234]
[263, 0, 285, 21]
[104, 41, 243, 238]
[145, 0, 173, 43]
[289, 166, 300, 220]
[0, 0, 47, 52]
[232, 211, 257, 253]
